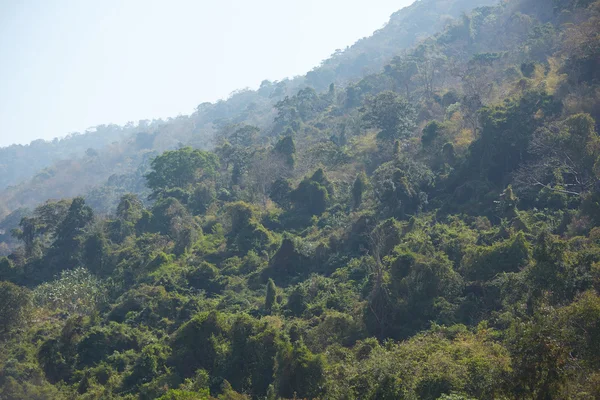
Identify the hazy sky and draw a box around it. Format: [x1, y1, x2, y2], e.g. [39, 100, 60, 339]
[0, 0, 413, 148]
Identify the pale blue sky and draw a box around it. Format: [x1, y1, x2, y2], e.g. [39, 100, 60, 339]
[0, 0, 413, 147]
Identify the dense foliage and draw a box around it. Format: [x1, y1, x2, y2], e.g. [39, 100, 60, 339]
[1, 0, 600, 398]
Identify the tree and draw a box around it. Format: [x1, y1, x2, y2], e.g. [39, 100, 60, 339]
[466, 90, 561, 186]
[421, 121, 443, 148]
[53, 197, 94, 262]
[269, 178, 292, 209]
[365, 226, 394, 338]
[352, 172, 368, 209]
[387, 249, 463, 337]
[227, 125, 260, 148]
[247, 151, 288, 204]
[273, 87, 323, 134]
[506, 309, 573, 399]
[497, 185, 519, 219]
[291, 169, 333, 216]
[226, 202, 275, 254]
[145, 147, 219, 199]
[190, 183, 216, 215]
[413, 44, 447, 98]
[0, 281, 31, 337]
[361, 91, 416, 142]
[148, 197, 200, 255]
[116, 193, 144, 223]
[84, 229, 109, 275]
[553, 0, 596, 11]
[265, 278, 277, 313]
[273, 136, 296, 168]
[461, 232, 531, 281]
[13, 216, 37, 257]
[385, 56, 419, 99]
[372, 158, 433, 218]
[170, 311, 229, 378]
[275, 341, 326, 399]
[12, 199, 71, 257]
[516, 114, 600, 197]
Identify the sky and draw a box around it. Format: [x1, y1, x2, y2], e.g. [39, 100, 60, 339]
[0, 0, 414, 148]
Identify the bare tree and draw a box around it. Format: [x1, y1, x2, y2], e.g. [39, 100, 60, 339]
[246, 152, 289, 205]
[414, 46, 447, 99]
[515, 116, 599, 196]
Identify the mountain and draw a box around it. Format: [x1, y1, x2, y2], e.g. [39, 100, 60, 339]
[1, 0, 600, 398]
[0, 0, 497, 219]
[304, 0, 499, 89]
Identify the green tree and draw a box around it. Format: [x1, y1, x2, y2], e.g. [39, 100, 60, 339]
[145, 147, 219, 198]
[362, 91, 416, 142]
[0, 281, 31, 338]
[421, 121, 443, 147]
[265, 278, 277, 313]
[228, 125, 260, 148]
[291, 169, 333, 216]
[13, 216, 37, 257]
[226, 202, 275, 254]
[274, 136, 296, 168]
[269, 178, 292, 209]
[275, 341, 326, 399]
[190, 183, 216, 215]
[53, 197, 94, 262]
[461, 232, 531, 281]
[12, 199, 71, 257]
[170, 311, 229, 378]
[352, 172, 368, 209]
[83, 230, 109, 276]
[467, 90, 560, 185]
[116, 193, 144, 223]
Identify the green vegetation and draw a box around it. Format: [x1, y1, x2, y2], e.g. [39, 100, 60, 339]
[1, 0, 600, 398]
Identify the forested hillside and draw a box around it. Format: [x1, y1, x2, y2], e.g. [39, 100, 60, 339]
[1, 0, 600, 399]
[0, 0, 495, 222]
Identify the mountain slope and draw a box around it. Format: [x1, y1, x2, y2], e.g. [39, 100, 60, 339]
[0, 0, 496, 218]
[1, 0, 600, 398]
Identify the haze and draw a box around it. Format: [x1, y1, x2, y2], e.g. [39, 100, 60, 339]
[0, 0, 413, 148]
